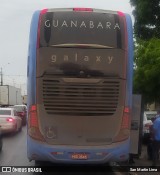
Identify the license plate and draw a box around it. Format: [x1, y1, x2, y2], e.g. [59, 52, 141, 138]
[71, 153, 88, 160]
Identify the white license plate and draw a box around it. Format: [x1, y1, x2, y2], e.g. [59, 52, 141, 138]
[71, 153, 88, 160]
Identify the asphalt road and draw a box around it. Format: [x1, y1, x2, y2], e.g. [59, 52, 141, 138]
[0, 126, 126, 175]
[1, 126, 160, 175]
[0, 126, 33, 166]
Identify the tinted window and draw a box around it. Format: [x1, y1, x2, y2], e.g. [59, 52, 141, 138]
[14, 106, 24, 112]
[146, 113, 157, 120]
[0, 110, 11, 115]
[40, 12, 125, 49]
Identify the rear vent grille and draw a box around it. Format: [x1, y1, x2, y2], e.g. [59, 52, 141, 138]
[42, 78, 120, 116]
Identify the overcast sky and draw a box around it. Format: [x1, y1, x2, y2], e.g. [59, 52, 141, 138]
[0, 0, 133, 95]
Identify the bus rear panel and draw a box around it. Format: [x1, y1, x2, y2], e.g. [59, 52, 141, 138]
[27, 8, 133, 164]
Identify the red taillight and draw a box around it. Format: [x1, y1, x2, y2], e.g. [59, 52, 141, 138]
[124, 107, 129, 113]
[37, 9, 48, 48]
[113, 107, 130, 143]
[40, 9, 48, 15]
[121, 107, 130, 129]
[28, 105, 45, 141]
[6, 118, 14, 122]
[29, 106, 38, 127]
[51, 152, 64, 155]
[73, 8, 93, 12]
[118, 11, 125, 16]
[31, 105, 36, 111]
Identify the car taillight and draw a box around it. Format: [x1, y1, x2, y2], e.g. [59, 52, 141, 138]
[6, 118, 14, 122]
[28, 105, 45, 142]
[113, 107, 130, 143]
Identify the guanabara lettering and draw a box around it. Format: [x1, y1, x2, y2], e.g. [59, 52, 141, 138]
[45, 20, 121, 30]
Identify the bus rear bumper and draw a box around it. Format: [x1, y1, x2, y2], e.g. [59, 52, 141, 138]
[27, 137, 130, 164]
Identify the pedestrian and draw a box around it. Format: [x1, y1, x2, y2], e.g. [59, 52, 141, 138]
[147, 117, 156, 160]
[152, 110, 160, 166]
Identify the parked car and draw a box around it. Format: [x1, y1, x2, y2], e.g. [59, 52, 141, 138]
[143, 111, 157, 143]
[0, 125, 3, 151]
[0, 108, 22, 134]
[13, 105, 27, 126]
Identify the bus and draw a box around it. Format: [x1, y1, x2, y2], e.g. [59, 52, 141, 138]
[27, 8, 134, 165]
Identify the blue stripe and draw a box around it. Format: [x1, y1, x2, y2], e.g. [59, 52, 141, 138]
[27, 11, 40, 109]
[125, 14, 133, 107]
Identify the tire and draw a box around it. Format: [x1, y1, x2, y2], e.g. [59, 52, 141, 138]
[19, 124, 22, 132]
[14, 123, 18, 133]
[23, 119, 26, 126]
[35, 160, 43, 166]
[35, 160, 51, 166]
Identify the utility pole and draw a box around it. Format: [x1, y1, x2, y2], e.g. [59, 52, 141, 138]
[0, 67, 2, 86]
[1, 63, 10, 86]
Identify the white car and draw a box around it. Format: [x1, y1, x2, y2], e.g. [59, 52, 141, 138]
[0, 108, 22, 134]
[143, 111, 157, 142]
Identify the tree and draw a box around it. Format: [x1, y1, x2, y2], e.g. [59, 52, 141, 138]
[130, 0, 160, 39]
[134, 38, 160, 104]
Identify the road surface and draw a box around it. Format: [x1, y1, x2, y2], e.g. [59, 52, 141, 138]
[0, 126, 126, 175]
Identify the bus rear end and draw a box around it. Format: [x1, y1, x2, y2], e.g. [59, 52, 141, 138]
[27, 8, 133, 164]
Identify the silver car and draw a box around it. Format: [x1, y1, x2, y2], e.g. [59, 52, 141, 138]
[0, 108, 22, 134]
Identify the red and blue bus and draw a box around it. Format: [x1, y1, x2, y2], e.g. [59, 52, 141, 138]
[27, 8, 133, 165]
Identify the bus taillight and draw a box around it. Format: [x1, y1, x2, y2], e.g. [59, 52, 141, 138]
[118, 11, 125, 17]
[40, 9, 48, 15]
[73, 8, 93, 12]
[28, 105, 45, 142]
[113, 107, 130, 143]
[121, 107, 130, 129]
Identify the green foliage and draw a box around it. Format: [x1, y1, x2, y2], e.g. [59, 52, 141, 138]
[130, 0, 160, 39]
[134, 38, 160, 103]
[130, 0, 160, 104]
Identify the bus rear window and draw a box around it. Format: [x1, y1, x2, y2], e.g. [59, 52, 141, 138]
[39, 11, 125, 49]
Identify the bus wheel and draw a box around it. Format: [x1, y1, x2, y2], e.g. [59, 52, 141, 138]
[35, 160, 54, 166]
[34, 160, 48, 166]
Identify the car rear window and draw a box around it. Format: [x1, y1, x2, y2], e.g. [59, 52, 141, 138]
[0, 110, 11, 115]
[146, 113, 157, 120]
[14, 106, 25, 112]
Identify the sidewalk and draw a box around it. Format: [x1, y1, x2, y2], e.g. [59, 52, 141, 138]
[133, 144, 160, 166]
[128, 144, 160, 175]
